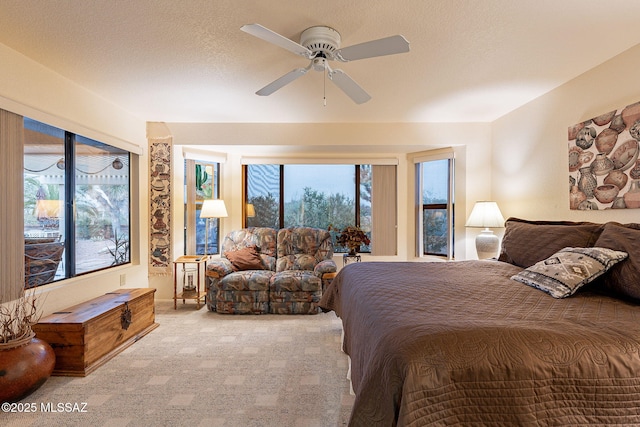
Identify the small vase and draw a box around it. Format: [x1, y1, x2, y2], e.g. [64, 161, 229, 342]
[578, 166, 597, 198]
[348, 247, 358, 256]
[594, 128, 618, 154]
[575, 126, 596, 149]
[603, 169, 629, 190]
[623, 179, 640, 209]
[630, 160, 640, 180]
[611, 196, 627, 209]
[0, 332, 56, 403]
[590, 153, 614, 176]
[578, 200, 599, 210]
[594, 184, 619, 204]
[569, 185, 587, 210]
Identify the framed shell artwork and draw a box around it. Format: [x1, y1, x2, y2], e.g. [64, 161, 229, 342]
[568, 100, 640, 210]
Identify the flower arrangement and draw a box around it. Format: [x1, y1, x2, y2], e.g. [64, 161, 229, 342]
[329, 225, 371, 255]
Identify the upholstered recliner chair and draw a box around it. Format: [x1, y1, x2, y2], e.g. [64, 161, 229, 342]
[206, 226, 337, 314]
[206, 227, 277, 314]
[270, 227, 337, 314]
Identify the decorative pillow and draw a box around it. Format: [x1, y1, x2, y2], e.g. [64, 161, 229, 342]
[511, 247, 628, 298]
[498, 218, 604, 268]
[593, 222, 640, 301]
[224, 245, 265, 271]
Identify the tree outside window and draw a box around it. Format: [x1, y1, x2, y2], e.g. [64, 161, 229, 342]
[420, 159, 454, 258]
[245, 164, 371, 252]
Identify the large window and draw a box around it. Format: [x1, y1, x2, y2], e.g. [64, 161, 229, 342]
[417, 158, 454, 258]
[184, 160, 220, 255]
[245, 164, 371, 252]
[23, 118, 131, 288]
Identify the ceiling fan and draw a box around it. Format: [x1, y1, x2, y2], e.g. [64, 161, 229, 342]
[241, 23, 410, 104]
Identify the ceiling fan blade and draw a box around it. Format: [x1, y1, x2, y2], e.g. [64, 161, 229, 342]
[328, 69, 371, 104]
[256, 67, 309, 96]
[241, 24, 313, 58]
[334, 35, 410, 62]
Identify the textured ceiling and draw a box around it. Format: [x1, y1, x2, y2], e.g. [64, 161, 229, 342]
[1, 0, 640, 123]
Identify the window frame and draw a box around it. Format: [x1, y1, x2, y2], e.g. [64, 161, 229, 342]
[23, 117, 132, 288]
[243, 163, 370, 253]
[183, 159, 221, 256]
[415, 152, 455, 260]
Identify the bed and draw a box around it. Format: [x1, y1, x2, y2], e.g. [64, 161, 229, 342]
[319, 218, 640, 426]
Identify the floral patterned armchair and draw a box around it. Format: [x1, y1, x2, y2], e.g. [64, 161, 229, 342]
[206, 226, 337, 314]
[270, 227, 337, 314]
[206, 227, 277, 314]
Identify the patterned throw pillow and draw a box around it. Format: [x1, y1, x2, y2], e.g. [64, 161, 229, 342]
[511, 247, 628, 298]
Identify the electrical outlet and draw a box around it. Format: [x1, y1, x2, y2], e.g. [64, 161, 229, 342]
[120, 274, 126, 286]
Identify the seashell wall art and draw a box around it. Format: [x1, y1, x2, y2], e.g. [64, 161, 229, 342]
[568, 100, 640, 210]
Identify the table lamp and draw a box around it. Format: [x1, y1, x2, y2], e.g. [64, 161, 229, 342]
[465, 201, 505, 259]
[200, 199, 228, 255]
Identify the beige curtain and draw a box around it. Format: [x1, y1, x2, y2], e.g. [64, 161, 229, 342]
[0, 109, 25, 302]
[371, 165, 397, 256]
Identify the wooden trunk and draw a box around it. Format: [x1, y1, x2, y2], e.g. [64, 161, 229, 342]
[32, 288, 158, 376]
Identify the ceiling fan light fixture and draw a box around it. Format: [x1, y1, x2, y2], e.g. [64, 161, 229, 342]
[312, 57, 327, 72]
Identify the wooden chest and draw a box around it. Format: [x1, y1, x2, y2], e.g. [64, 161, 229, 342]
[32, 288, 158, 376]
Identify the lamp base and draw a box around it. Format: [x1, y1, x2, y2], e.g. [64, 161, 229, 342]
[204, 218, 210, 256]
[475, 228, 499, 259]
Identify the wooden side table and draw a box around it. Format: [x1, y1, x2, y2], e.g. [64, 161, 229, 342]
[173, 255, 208, 309]
[321, 272, 337, 293]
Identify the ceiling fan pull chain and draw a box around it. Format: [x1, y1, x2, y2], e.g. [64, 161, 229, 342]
[323, 61, 327, 107]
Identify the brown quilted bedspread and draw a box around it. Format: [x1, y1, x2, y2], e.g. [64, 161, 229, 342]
[319, 260, 640, 426]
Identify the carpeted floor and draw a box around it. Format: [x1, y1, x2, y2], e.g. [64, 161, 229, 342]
[3, 300, 354, 427]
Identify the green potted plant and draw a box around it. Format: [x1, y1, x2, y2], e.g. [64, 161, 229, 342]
[0, 289, 55, 403]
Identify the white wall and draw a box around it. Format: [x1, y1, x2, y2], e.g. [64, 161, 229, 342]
[0, 43, 149, 315]
[492, 44, 640, 225]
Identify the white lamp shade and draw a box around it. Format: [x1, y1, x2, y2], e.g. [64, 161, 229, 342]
[246, 203, 255, 218]
[465, 201, 505, 229]
[200, 199, 228, 218]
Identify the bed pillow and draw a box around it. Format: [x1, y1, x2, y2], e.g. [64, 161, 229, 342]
[498, 218, 604, 268]
[511, 247, 628, 298]
[593, 222, 640, 301]
[224, 245, 265, 271]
